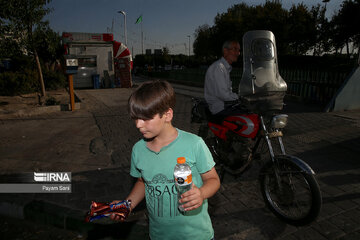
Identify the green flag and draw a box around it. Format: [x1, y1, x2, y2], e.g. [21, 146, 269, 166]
[135, 15, 142, 24]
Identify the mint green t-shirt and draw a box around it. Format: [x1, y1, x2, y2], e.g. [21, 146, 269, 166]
[130, 129, 215, 240]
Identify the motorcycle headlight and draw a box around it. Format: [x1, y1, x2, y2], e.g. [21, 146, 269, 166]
[271, 114, 288, 129]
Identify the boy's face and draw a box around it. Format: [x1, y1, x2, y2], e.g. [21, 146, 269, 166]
[134, 109, 172, 139]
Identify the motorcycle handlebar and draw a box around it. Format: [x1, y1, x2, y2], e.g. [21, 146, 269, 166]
[224, 96, 249, 110]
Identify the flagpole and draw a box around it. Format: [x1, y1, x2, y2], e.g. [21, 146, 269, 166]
[135, 15, 144, 55]
[141, 21, 144, 54]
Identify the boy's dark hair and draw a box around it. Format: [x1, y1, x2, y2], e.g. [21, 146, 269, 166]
[128, 80, 176, 120]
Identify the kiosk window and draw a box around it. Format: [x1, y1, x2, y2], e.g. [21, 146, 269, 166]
[78, 57, 97, 67]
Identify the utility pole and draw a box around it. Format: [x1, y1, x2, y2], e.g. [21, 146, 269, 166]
[135, 15, 144, 54]
[187, 35, 190, 57]
[141, 24, 144, 54]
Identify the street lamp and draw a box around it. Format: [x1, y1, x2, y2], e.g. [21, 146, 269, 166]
[187, 35, 190, 57]
[322, 0, 330, 13]
[118, 10, 127, 46]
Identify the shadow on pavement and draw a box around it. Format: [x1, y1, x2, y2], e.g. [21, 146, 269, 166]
[211, 207, 290, 239]
[87, 221, 148, 240]
[322, 193, 360, 204]
[296, 137, 360, 174]
[282, 99, 325, 113]
[320, 173, 360, 186]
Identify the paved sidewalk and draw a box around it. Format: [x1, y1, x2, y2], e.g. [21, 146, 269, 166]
[0, 78, 360, 239]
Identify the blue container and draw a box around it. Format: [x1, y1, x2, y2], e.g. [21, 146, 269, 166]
[92, 74, 100, 89]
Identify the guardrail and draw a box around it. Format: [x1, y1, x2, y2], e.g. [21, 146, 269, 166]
[143, 67, 349, 104]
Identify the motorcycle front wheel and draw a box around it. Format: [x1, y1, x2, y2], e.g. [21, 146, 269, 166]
[260, 155, 322, 226]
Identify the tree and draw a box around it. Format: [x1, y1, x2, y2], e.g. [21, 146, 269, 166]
[253, 1, 289, 54]
[0, 34, 23, 59]
[308, 4, 330, 56]
[193, 24, 216, 60]
[193, 0, 360, 59]
[161, 46, 171, 65]
[33, 24, 63, 70]
[162, 46, 170, 55]
[194, 1, 290, 57]
[213, 3, 254, 55]
[330, 0, 360, 56]
[0, 0, 52, 98]
[287, 3, 317, 55]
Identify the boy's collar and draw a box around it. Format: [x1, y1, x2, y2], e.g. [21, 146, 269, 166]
[145, 128, 180, 154]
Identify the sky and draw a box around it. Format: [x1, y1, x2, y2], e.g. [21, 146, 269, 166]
[45, 0, 344, 56]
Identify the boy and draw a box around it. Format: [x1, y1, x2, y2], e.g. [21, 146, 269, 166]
[112, 80, 220, 240]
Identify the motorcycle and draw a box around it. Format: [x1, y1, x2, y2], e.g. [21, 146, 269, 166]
[191, 30, 322, 226]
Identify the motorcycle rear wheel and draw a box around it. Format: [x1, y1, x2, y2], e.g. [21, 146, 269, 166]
[260, 155, 322, 226]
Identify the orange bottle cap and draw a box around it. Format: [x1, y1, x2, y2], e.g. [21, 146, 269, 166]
[177, 157, 186, 164]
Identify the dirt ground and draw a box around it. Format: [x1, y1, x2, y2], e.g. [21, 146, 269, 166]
[0, 88, 70, 117]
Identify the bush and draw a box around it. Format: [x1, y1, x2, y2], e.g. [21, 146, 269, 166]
[45, 96, 60, 105]
[43, 70, 66, 90]
[0, 70, 38, 96]
[0, 69, 67, 96]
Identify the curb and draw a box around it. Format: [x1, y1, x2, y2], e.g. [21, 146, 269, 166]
[0, 90, 82, 119]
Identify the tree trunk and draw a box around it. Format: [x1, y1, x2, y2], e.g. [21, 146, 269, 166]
[34, 49, 46, 97]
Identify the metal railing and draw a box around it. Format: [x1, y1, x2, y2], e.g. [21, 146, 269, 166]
[143, 67, 349, 104]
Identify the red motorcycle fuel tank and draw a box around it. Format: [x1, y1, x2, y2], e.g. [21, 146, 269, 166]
[209, 114, 260, 140]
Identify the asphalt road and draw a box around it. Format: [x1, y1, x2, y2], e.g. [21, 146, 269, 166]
[0, 76, 360, 239]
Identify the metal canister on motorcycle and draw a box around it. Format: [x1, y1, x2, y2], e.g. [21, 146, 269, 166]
[174, 157, 192, 212]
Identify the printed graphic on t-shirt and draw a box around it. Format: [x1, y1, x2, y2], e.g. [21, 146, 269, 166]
[144, 173, 180, 218]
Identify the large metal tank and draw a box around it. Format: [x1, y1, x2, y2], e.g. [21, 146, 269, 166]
[239, 30, 287, 111]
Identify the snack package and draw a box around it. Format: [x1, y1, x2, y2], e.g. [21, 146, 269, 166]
[85, 200, 131, 222]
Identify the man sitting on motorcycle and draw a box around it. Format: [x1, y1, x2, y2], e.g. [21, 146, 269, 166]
[204, 40, 241, 120]
[203, 40, 250, 167]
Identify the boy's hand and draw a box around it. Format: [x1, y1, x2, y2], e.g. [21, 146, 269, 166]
[179, 183, 204, 211]
[178, 167, 221, 211]
[110, 213, 126, 221]
[109, 200, 131, 222]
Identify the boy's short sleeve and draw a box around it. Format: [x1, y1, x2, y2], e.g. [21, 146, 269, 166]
[194, 137, 215, 174]
[130, 145, 142, 178]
